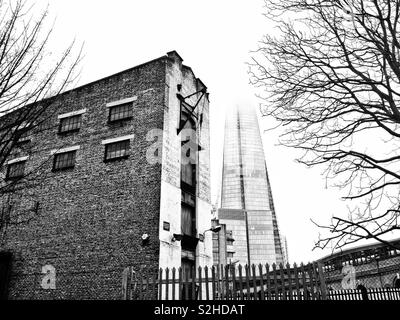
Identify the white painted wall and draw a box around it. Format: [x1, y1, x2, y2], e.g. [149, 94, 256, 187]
[158, 52, 213, 276]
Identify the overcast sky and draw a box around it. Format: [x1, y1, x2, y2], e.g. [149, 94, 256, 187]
[40, 0, 359, 263]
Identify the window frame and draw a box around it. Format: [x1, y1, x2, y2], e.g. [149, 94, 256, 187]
[108, 103, 133, 123]
[52, 150, 77, 172]
[6, 160, 26, 180]
[15, 122, 34, 144]
[58, 114, 82, 134]
[103, 139, 130, 162]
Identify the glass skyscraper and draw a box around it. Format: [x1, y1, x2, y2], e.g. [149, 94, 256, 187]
[218, 104, 286, 266]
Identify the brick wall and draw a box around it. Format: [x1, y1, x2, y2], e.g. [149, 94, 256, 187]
[0, 56, 169, 299]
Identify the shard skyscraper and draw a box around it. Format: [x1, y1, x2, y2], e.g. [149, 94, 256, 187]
[218, 105, 286, 266]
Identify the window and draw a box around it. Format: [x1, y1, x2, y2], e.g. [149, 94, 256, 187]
[59, 115, 82, 133]
[53, 151, 76, 171]
[6, 161, 26, 179]
[181, 111, 197, 192]
[181, 204, 195, 237]
[108, 103, 133, 122]
[16, 129, 31, 144]
[104, 140, 130, 162]
[15, 122, 33, 144]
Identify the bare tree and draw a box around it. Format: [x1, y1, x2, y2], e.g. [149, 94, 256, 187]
[249, 0, 400, 251]
[0, 0, 82, 243]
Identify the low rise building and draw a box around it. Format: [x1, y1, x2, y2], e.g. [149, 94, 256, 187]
[0, 51, 213, 299]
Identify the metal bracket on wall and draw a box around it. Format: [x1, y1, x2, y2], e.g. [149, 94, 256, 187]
[176, 86, 207, 135]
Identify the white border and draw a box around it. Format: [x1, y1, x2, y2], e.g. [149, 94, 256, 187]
[7, 156, 29, 165]
[106, 96, 137, 108]
[101, 134, 135, 145]
[50, 145, 81, 155]
[58, 109, 87, 119]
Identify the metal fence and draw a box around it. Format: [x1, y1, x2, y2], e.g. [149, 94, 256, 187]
[122, 262, 400, 301]
[328, 288, 400, 300]
[122, 262, 328, 300]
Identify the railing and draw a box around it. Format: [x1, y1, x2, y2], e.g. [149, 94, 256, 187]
[328, 288, 400, 300]
[122, 262, 328, 300]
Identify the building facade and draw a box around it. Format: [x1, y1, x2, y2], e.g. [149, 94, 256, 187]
[211, 219, 235, 267]
[217, 105, 285, 266]
[0, 51, 213, 299]
[319, 238, 400, 290]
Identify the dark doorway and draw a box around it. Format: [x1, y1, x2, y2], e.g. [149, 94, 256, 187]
[0, 252, 12, 300]
[181, 257, 198, 300]
[394, 278, 400, 288]
[356, 284, 369, 300]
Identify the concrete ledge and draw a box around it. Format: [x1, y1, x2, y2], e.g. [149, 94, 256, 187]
[101, 134, 135, 145]
[50, 145, 81, 155]
[7, 156, 29, 164]
[106, 97, 137, 108]
[58, 109, 87, 119]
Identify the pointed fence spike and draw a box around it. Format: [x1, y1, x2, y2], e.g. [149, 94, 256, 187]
[264, 263, 271, 300]
[238, 263, 244, 300]
[258, 263, 265, 300]
[171, 267, 176, 301]
[204, 265, 209, 300]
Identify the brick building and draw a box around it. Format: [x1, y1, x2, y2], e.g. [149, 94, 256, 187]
[0, 51, 213, 299]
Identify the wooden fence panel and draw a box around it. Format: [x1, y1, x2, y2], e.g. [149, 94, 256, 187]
[178, 267, 183, 300]
[238, 265, 244, 300]
[224, 265, 229, 300]
[122, 263, 400, 301]
[211, 266, 216, 299]
[171, 268, 176, 301]
[245, 265, 251, 300]
[165, 268, 169, 300]
[204, 266, 209, 300]
[252, 265, 258, 301]
[286, 263, 293, 300]
[300, 264, 308, 300]
[293, 263, 301, 300]
[231, 265, 237, 300]
[258, 264, 265, 300]
[198, 266, 202, 300]
[191, 266, 196, 300]
[272, 263, 279, 300]
[279, 264, 286, 300]
[265, 264, 272, 300]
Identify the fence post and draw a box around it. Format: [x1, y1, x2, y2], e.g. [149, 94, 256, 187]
[122, 266, 130, 300]
[172, 268, 176, 301]
[159, 268, 163, 300]
[317, 262, 328, 300]
[238, 264, 244, 300]
[165, 268, 170, 300]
